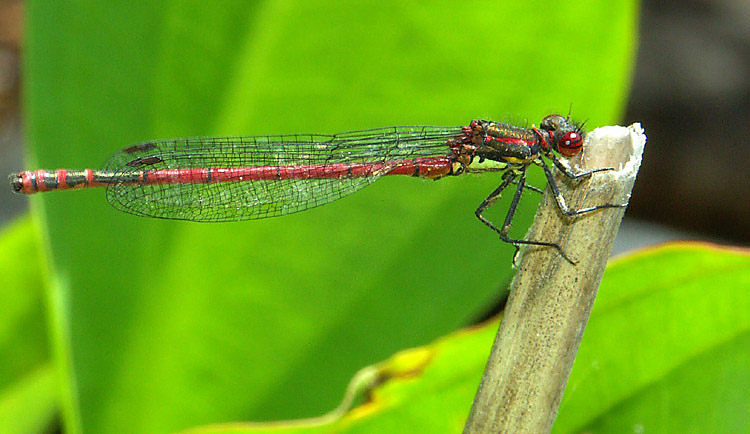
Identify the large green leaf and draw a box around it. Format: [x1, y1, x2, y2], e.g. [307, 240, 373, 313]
[0, 217, 56, 434]
[556, 243, 750, 433]
[174, 243, 749, 433]
[20, 1, 636, 432]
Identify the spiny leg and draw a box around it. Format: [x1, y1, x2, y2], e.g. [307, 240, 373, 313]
[464, 166, 544, 194]
[513, 180, 544, 195]
[546, 150, 614, 180]
[476, 168, 576, 265]
[474, 170, 517, 231]
[540, 161, 627, 217]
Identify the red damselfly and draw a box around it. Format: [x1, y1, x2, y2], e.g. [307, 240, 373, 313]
[10, 114, 624, 264]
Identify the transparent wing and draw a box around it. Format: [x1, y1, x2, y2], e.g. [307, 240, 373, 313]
[103, 126, 461, 222]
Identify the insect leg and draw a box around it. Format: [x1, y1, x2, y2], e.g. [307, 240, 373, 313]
[476, 168, 576, 265]
[540, 161, 627, 217]
[546, 151, 614, 180]
[512, 180, 544, 195]
[474, 170, 517, 234]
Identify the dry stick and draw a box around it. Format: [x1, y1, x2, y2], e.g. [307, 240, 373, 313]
[463, 124, 646, 434]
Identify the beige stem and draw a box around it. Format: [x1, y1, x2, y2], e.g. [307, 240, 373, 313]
[463, 123, 646, 434]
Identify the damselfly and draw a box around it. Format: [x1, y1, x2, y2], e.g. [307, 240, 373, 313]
[10, 114, 624, 264]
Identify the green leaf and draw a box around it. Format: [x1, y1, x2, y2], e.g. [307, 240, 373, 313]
[173, 243, 749, 433]
[0, 364, 58, 434]
[556, 243, 750, 433]
[23, 0, 637, 432]
[0, 217, 57, 433]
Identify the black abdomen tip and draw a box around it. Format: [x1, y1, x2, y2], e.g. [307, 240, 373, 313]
[9, 173, 23, 193]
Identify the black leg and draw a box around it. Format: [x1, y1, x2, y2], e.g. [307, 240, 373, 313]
[546, 151, 613, 180]
[513, 180, 544, 195]
[476, 169, 576, 265]
[474, 171, 517, 232]
[540, 161, 626, 217]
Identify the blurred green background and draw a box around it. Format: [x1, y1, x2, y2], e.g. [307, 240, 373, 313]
[2, 0, 646, 433]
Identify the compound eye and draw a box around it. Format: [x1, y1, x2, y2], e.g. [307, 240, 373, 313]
[540, 114, 565, 131]
[557, 131, 583, 157]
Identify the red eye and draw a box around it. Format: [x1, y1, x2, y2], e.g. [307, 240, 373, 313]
[557, 131, 583, 157]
